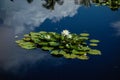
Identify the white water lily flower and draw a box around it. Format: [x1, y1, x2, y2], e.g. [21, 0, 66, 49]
[84, 53, 87, 56]
[45, 35, 51, 39]
[61, 30, 70, 36]
[67, 34, 72, 39]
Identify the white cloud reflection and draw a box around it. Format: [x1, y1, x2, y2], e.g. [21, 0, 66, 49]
[112, 21, 120, 35]
[0, 25, 48, 73]
[0, 0, 80, 34]
[0, 0, 80, 73]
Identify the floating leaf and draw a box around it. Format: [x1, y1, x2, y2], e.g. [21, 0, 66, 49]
[80, 33, 90, 37]
[48, 32, 56, 35]
[16, 40, 24, 44]
[72, 49, 86, 55]
[90, 39, 100, 43]
[24, 34, 30, 37]
[89, 43, 98, 46]
[59, 50, 66, 55]
[49, 42, 59, 46]
[16, 40, 36, 49]
[81, 46, 90, 51]
[59, 46, 64, 49]
[54, 33, 60, 39]
[88, 49, 101, 55]
[39, 31, 47, 34]
[63, 53, 71, 59]
[41, 47, 54, 51]
[50, 50, 59, 55]
[79, 37, 89, 40]
[23, 37, 31, 41]
[70, 54, 77, 59]
[76, 55, 89, 60]
[72, 49, 80, 54]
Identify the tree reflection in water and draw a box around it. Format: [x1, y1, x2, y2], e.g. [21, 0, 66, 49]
[42, 0, 64, 10]
[10, 0, 120, 11]
[11, 0, 33, 3]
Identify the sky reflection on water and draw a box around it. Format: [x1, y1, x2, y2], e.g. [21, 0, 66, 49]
[0, 0, 80, 73]
[0, 0, 79, 34]
[0, 0, 120, 80]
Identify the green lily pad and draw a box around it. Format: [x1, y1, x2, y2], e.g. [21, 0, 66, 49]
[33, 38, 41, 43]
[63, 53, 71, 59]
[61, 35, 65, 40]
[81, 42, 87, 45]
[72, 49, 80, 54]
[89, 43, 98, 46]
[30, 32, 39, 36]
[70, 54, 77, 59]
[50, 50, 59, 55]
[80, 33, 90, 37]
[48, 32, 56, 35]
[59, 46, 64, 49]
[16, 40, 24, 44]
[79, 37, 89, 40]
[80, 46, 90, 51]
[72, 49, 86, 55]
[39, 31, 47, 34]
[41, 47, 54, 51]
[88, 49, 101, 55]
[49, 42, 59, 46]
[59, 50, 66, 54]
[23, 37, 31, 41]
[24, 34, 30, 37]
[90, 39, 100, 43]
[76, 55, 89, 60]
[54, 33, 60, 39]
[16, 40, 36, 49]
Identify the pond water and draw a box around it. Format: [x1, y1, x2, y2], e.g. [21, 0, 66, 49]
[0, 0, 120, 80]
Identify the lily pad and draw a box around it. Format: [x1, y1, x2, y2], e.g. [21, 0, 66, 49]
[39, 31, 47, 34]
[72, 49, 80, 54]
[59, 50, 66, 55]
[63, 53, 71, 59]
[89, 43, 98, 46]
[50, 50, 59, 55]
[70, 54, 77, 59]
[49, 42, 59, 46]
[16, 40, 36, 49]
[59, 46, 64, 49]
[88, 49, 101, 55]
[90, 39, 100, 43]
[80, 33, 90, 37]
[48, 32, 56, 35]
[54, 33, 60, 39]
[41, 47, 54, 51]
[24, 34, 30, 37]
[16, 40, 24, 44]
[80, 46, 90, 51]
[72, 49, 86, 55]
[76, 55, 89, 60]
[79, 37, 89, 40]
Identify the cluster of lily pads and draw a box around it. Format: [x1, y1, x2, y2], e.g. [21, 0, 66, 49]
[16, 30, 101, 60]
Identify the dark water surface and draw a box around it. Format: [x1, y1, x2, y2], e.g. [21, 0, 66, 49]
[0, 0, 120, 80]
